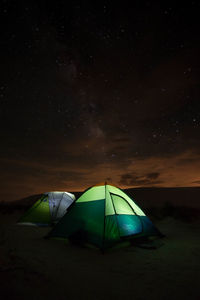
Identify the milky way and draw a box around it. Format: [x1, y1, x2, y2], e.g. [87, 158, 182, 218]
[1, 1, 200, 201]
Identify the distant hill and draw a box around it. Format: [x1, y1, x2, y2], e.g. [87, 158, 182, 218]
[124, 187, 200, 209]
[0, 187, 200, 220]
[124, 187, 200, 221]
[0, 191, 82, 213]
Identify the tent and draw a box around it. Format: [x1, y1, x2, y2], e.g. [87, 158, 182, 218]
[18, 191, 75, 226]
[47, 184, 162, 249]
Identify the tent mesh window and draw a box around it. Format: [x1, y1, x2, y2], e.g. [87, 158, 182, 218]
[110, 193, 135, 215]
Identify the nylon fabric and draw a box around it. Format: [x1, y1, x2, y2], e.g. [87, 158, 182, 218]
[117, 214, 143, 236]
[48, 192, 57, 219]
[76, 186, 105, 203]
[107, 185, 146, 216]
[19, 197, 51, 225]
[104, 215, 120, 248]
[49, 200, 105, 248]
[56, 193, 74, 221]
[18, 192, 75, 226]
[47, 184, 162, 249]
[139, 216, 160, 236]
[111, 194, 135, 215]
[105, 186, 115, 215]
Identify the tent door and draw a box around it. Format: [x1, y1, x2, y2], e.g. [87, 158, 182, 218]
[110, 193, 143, 237]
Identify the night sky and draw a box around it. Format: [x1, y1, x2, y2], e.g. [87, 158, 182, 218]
[1, 1, 200, 201]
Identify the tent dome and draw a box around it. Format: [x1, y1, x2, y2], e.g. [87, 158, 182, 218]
[47, 184, 162, 249]
[18, 191, 75, 226]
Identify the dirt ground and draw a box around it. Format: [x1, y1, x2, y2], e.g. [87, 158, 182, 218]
[0, 210, 200, 300]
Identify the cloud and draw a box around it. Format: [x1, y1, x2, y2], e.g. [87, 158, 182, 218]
[119, 172, 161, 186]
[1, 146, 200, 202]
[192, 181, 200, 185]
[146, 172, 160, 179]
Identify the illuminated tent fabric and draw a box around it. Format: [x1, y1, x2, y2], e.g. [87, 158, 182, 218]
[18, 192, 75, 226]
[47, 184, 161, 249]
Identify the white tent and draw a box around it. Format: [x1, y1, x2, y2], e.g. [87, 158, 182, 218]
[18, 191, 76, 226]
[47, 191, 76, 222]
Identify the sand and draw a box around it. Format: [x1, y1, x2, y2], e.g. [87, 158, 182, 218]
[0, 208, 200, 300]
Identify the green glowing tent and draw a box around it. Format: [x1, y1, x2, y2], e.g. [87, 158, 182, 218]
[47, 184, 161, 249]
[18, 191, 75, 226]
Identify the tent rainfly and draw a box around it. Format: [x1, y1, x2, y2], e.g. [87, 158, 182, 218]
[47, 183, 162, 249]
[18, 191, 75, 226]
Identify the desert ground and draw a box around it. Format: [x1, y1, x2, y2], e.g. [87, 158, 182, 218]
[0, 188, 200, 300]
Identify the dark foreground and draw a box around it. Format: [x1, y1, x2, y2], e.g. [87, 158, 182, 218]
[0, 208, 200, 300]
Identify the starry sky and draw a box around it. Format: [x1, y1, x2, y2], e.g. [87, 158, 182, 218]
[1, 1, 200, 201]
